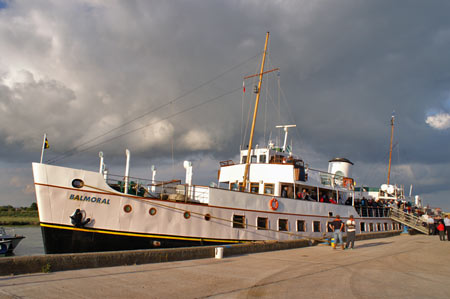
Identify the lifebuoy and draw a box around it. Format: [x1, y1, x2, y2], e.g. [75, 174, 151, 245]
[269, 198, 279, 210]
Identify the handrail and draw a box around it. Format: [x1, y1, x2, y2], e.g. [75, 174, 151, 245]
[389, 207, 429, 234]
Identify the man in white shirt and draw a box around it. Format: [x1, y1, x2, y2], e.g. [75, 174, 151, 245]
[345, 215, 356, 249]
[444, 215, 450, 241]
[427, 216, 435, 235]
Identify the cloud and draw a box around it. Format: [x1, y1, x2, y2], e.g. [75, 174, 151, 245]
[425, 112, 450, 130]
[0, 1, 450, 211]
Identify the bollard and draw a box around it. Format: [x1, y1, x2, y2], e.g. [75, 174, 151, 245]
[215, 247, 224, 259]
[331, 238, 336, 249]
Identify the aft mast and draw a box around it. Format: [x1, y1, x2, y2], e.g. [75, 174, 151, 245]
[242, 32, 270, 191]
[387, 112, 395, 185]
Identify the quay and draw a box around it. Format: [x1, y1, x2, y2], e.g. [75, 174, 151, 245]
[0, 234, 448, 298]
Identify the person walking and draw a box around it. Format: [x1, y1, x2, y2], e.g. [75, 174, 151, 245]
[444, 215, 450, 241]
[437, 220, 445, 241]
[345, 215, 356, 249]
[329, 215, 345, 250]
[427, 216, 435, 235]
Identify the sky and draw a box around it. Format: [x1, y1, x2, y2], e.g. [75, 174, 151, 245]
[0, 0, 449, 211]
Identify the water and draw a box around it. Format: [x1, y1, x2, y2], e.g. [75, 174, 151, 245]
[4, 226, 45, 256]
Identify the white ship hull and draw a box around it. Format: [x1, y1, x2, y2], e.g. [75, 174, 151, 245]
[32, 162, 396, 254]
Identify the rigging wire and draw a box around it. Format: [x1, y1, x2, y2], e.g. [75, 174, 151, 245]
[46, 53, 261, 164]
[47, 87, 242, 163]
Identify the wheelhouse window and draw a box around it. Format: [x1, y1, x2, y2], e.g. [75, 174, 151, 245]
[264, 183, 274, 195]
[259, 155, 266, 163]
[278, 219, 288, 231]
[360, 222, 366, 232]
[233, 215, 246, 228]
[257, 217, 268, 230]
[297, 220, 306, 232]
[241, 155, 247, 164]
[230, 182, 239, 191]
[251, 155, 257, 163]
[313, 221, 321, 232]
[250, 183, 259, 193]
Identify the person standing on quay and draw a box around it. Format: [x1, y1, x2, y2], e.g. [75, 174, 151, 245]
[329, 215, 345, 250]
[437, 221, 445, 241]
[345, 215, 356, 249]
[427, 216, 435, 235]
[444, 215, 450, 241]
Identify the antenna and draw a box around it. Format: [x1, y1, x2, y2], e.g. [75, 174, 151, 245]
[275, 125, 296, 152]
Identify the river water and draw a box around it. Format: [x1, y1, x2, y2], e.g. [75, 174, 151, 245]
[5, 226, 44, 256]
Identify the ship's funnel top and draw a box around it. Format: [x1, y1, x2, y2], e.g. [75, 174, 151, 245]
[328, 157, 353, 178]
[328, 158, 353, 165]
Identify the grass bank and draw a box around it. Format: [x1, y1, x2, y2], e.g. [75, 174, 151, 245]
[0, 216, 39, 226]
[0, 204, 39, 225]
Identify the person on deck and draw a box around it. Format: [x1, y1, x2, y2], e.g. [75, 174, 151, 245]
[281, 186, 288, 198]
[329, 215, 345, 250]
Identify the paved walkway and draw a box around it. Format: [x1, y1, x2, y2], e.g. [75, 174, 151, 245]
[0, 234, 449, 298]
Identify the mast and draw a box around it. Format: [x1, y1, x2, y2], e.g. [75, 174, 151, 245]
[242, 32, 270, 191]
[387, 112, 395, 185]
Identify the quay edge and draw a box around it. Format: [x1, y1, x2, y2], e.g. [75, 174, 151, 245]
[0, 231, 400, 276]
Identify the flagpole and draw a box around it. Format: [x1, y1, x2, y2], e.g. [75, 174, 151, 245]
[40, 133, 47, 163]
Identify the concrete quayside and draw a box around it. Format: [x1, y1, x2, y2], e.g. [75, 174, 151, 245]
[0, 233, 449, 298]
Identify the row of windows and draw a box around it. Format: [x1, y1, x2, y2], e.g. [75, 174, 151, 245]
[230, 182, 275, 194]
[232, 215, 400, 232]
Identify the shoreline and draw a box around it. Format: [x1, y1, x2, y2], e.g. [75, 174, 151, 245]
[0, 217, 39, 226]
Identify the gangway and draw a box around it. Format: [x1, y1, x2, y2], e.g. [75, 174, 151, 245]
[389, 207, 429, 235]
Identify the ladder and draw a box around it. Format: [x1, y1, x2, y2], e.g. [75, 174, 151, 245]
[389, 207, 429, 234]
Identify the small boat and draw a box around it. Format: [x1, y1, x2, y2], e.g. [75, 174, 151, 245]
[0, 227, 25, 254]
[0, 240, 12, 255]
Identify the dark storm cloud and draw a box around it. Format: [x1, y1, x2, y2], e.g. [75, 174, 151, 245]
[0, 0, 449, 209]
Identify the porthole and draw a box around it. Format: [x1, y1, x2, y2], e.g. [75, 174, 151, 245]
[204, 213, 211, 221]
[72, 179, 84, 188]
[123, 204, 132, 213]
[149, 207, 157, 216]
[183, 211, 191, 219]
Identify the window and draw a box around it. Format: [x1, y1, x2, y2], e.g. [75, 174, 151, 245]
[257, 217, 268, 230]
[313, 221, 321, 232]
[250, 183, 259, 193]
[259, 155, 266, 163]
[239, 182, 244, 192]
[264, 183, 274, 195]
[369, 223, 374, 232]
[360, 222, 366, 232]
[377, 223, 381, 231]
[241, 155, 247, 164]
[297, 220, 306, 232]
[233, 215, 246, 228]
[384, 223, 388, 231]
[230, 182, 238, 191]
[251, 155, 257, 163]
[278, 219, 288, 231]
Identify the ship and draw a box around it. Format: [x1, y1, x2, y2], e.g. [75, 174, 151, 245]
[32, 33, 398, 254]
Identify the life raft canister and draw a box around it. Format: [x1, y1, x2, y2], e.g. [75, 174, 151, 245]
[269, 197, 279, 211]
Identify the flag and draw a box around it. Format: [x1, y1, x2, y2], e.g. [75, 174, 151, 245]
[243, 81, 246, 93]
[44, 138, 49, 149]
